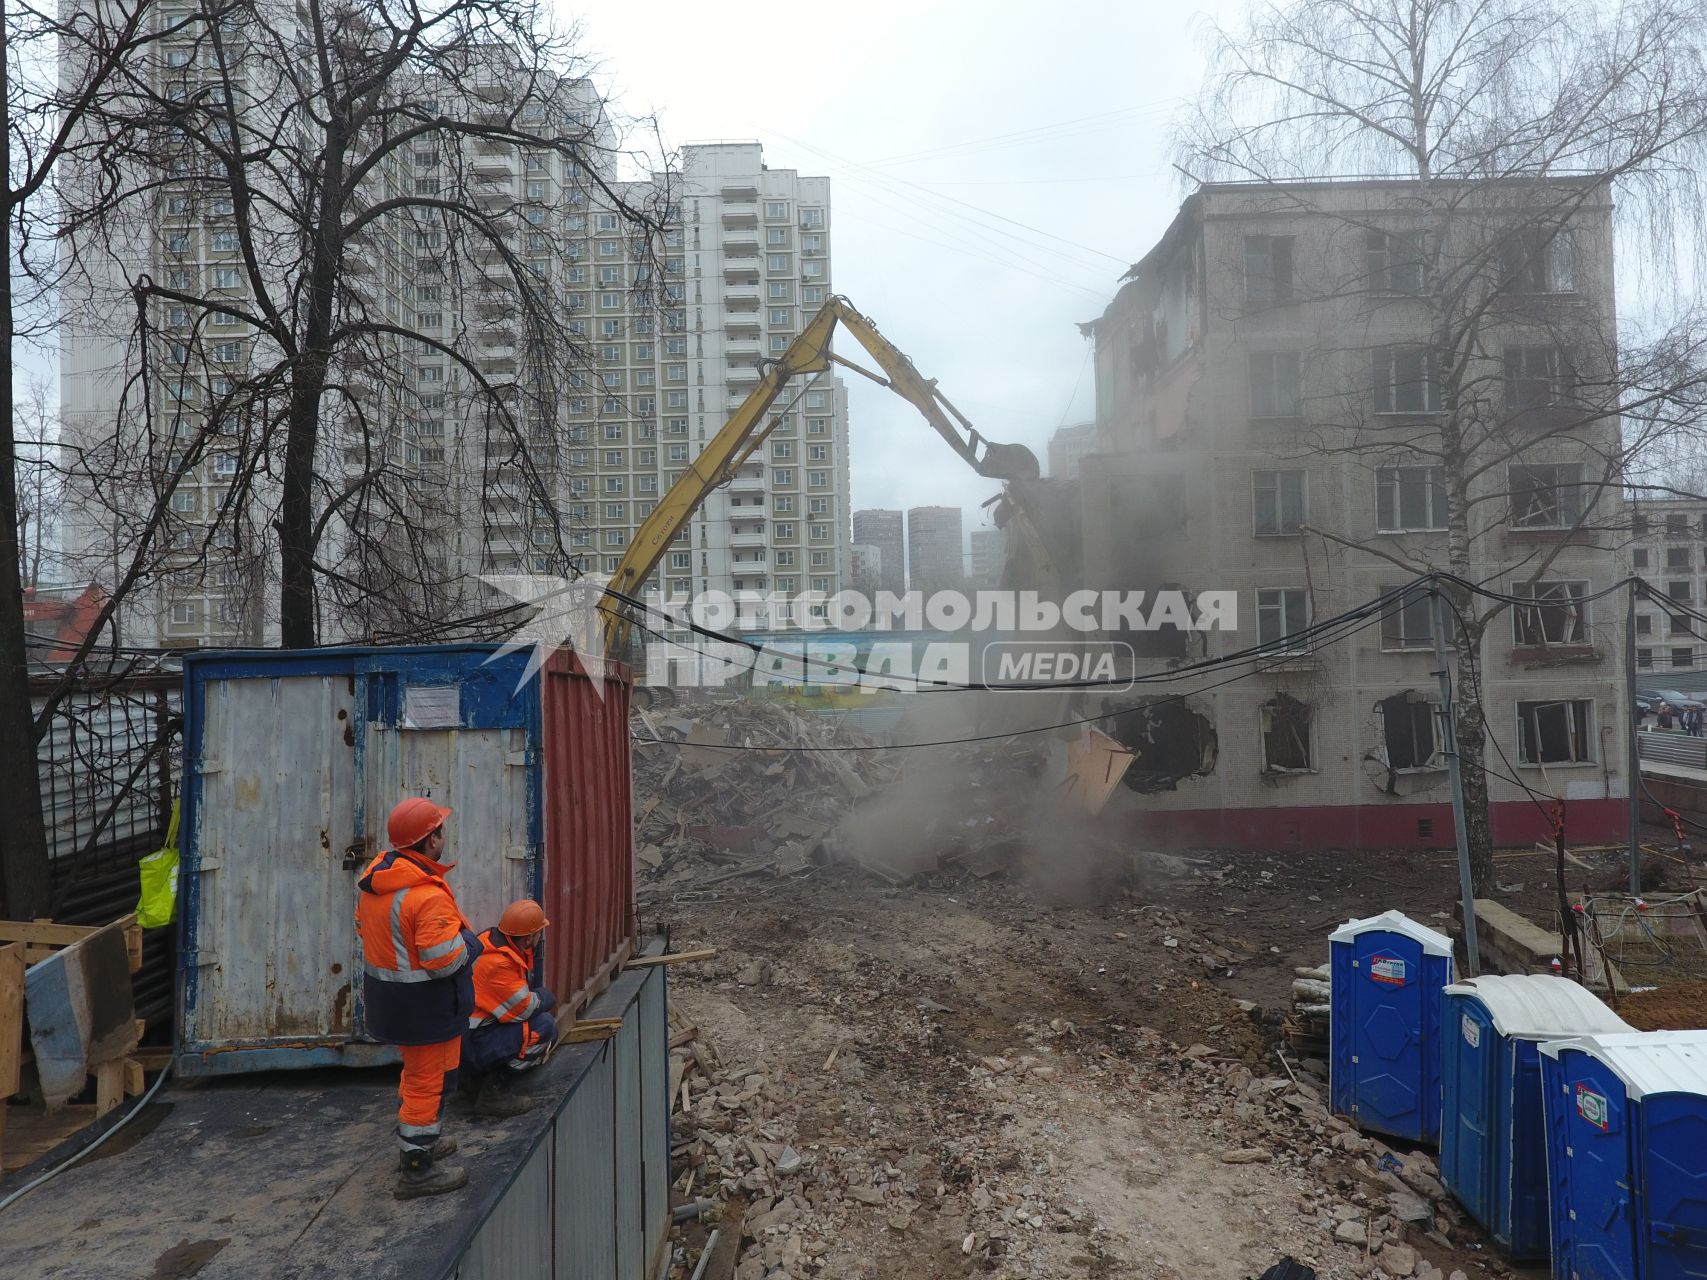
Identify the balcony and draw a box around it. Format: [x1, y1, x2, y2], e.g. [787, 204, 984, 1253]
[725, 317, 761, 338]
[719, 183, 759, 201]
[720, 201, 758, 227]
[471, 177, 514, 206]
[722, 285, 760, 310]
[730, 527, 768, 548]
[722, 256, 761, 283]
[726, 364, 762, 386]
[728, 469, 765, 492]
[723, 339, 760, 360]
[470, 150, 512, 177]
[722, 229, 760, 253]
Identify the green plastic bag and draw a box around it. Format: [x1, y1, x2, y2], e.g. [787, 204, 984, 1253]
[136, 799, 180, 929]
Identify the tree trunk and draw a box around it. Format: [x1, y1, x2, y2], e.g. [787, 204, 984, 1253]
[0, 12, 55, 918]
[1453, 621, 1495, 895]
[278, 135, 347, 649]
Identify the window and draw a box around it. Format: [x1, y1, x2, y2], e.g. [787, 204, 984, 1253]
[803, 260, 825, 280]
[807, 418, 828, 435]
[772, 441, 793, 459]
[212, 341, 240, 362]
[807, 471, 827, 487]
[1366, 229, 1425, 295]
[1504, 346, 1573, 412]
[1674, 646, 1696, 668]
[1499, 228, 1576, 294]
[1512, 581, 1588, 645]
[1638, 646, 1655, 669]
[600, 292, 620, 309]
[604, 422, 624, 439]
[775, 522, 795, 538]
[165, 47, 192, 68]
[1670, 579, 1693, 604]
[1372, 346, 1441, 413]
[808, 497, 829, 514]
[1637, 614, 1654, 636]
[417, 365, 442, 382]
[1508, 463, 1583, 529]
[765, 201, 788, 218]
[1244, 235, 1295, 303]
[1256, 587, 1309, 653]
[774, 468, 794, 485]
[768, 282, 792, 300]
[1253, 470, 1306, 536]
[776, 553, 795, 569]
[809, 523, 829, 540]
[596, 214, 618, 231]
[1260, 693, 1312, 771]
[604, 450, 624, 467]
[766, 253, 789, 272]
[1672, 612, 1696, 636]
[1380, 586, 1436, 650]
[213, 267, 241, 289]
[1517, 699, 1594, 764]
[1375, 466, 1446, 532]
[775, 495, 793, 512]
[665, 338, 687, 356]
[807, 444, 828, 461]
[1634, 548, 1649, 568]
[769, 307, 791, 326]
[1249, 352, 1301, 418]
[604, 476, 625, 493]
[1668, 512, 1690, 537]
[804, 286, 824, 305]
[169, 490, 196, 513]
[667, 444, 688, 462]
[800, 208, 824, 229]
[1380, 693, 1439, 770]
[802, 234, 823, 254]
[1668, 545, 1690, 570]
[214, 454, 238, 476]
[170, 601, 198, 624]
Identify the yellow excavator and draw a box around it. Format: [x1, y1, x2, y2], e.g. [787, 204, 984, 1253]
[595, 294, 1053, 655]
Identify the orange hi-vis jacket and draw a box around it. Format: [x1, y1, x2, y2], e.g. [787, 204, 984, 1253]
[469, 928, 542, 1030]
[356, 849, 481, 1045]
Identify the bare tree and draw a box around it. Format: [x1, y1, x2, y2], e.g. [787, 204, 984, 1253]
[13, 378, 63, 588]
[1178, 0, 1707, 889]
[61, 0, 669, 649]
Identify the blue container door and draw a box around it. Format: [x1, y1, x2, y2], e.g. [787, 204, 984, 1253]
[1554, 1052, 1638, 1280]
[1350, 932, 1428, 1139]
[1639, 1093, 1707, 1278]
[1442, 999, 1498, 1231]
[1504, 1039, 1551, 1261]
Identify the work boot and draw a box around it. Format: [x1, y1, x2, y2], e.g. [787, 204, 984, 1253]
[394, 1148, 469, 1200]
[396, 1135, 457, 1169]
[473, 1076, 535, 1118]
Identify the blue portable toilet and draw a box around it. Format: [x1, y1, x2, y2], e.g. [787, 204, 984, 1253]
[1540, 1030, 1707, 1280]
[1440, 975, 1632, 1260]
[1330, 909, 1455, 1142]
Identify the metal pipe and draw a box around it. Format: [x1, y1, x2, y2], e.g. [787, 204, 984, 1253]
[689, 1229, 720, 1280]
[672, 1198, 714, 1223]
[1432, 589, 1479, 976]
[1627, 580, 1643, 895]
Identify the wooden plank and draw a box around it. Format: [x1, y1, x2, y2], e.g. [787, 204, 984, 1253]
[0, 943, 23, 1098]
[94, 1059, 125, 1119]
[0, 921, 98, 948]
[1, 1105, 96, 1173]
[560, 1018, 623, 1045]
[124, 1059, 146, 1097]
[625, 948, 717, 969]
[669, 1026, 699, 1049]
[668, 1057, 687, 1112]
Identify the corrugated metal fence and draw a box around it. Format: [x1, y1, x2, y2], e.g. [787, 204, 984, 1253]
[1637, 731, 1707, 770]
[31, 671, 181, 1025]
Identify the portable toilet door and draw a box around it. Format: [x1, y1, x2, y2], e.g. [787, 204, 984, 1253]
[1439, 975, 1632, 1261]
[1540, 1031, 1707, 1280]
[1329, 909, 1455, 1143]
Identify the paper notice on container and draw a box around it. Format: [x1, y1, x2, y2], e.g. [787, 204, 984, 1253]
[403, 685, 460, 730]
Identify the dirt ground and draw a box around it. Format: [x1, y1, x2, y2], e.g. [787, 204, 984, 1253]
[644, 835, 1658, 1280]
[1614, 978, 1707, 1030]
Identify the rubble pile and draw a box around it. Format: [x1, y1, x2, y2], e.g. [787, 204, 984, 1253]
[632, 702, 896, 886]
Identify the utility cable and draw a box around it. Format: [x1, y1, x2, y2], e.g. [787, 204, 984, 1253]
[0, 1063, 174, 1215]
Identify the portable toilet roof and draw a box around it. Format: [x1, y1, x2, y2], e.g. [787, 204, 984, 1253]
[1539, 1029, 1707, 1099]
[1330, 909, 1454, 956]
[1441, 974, 1633, 1040]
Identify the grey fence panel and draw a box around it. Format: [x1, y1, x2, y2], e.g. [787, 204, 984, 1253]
[614, 1013, 643, 1280]
[556, 1044, 618, 1280]
[34, 679, 179, 863]
[456, 1139, 553, 1280]
[638, 970, 669, 1276]
[1638, 732, 1707, 769]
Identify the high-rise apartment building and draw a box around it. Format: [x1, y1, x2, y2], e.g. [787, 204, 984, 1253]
[1046, 422, 1097, 481]
[57, 20, 845, 646]
[1081, 179, 1628, 849]
[968, 527, 1007, 590]
[906, 506, 964, 598]
[851, 509, 904, 598]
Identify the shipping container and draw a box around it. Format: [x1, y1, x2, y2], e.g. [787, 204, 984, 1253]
[1540, 1030, 1707, 1280]
[1439, 975, 1631, 1260]
[176, 644, 633, 1075]
[1329, 909, 1455, 1143]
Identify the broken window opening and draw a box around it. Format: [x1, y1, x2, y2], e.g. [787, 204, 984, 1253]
[1102, 697, 1218, 792]
[1512, 580, 1588, 646]
[1379, 692, 1440, 771]
[1261, 693, 1313, 773]
[1517, 699, 1594, 765]
[1380, 585, 1435, 650]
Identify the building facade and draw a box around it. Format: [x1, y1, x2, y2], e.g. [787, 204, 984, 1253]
[1046, 422, 1097, 482]
[58, 15, 846, 648]
[1082, 179, 1629, 849]
[851, 509, 905, 598]
[968, 527, 1007, 590]
[906, 506, 964, 598]
[1630, 498, 1707, 677]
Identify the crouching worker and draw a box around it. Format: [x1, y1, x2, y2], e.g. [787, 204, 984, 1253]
[462, 899, 557, 1114]
[356, 797, 483, 1199]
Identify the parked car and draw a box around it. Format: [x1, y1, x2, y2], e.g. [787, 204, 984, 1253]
[1638, 688, 1706, 713]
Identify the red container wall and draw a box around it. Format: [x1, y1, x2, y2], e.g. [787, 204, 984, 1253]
[539, 650, 636, 1016]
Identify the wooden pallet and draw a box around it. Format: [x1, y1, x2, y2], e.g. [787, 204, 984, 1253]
[0, 917, 150, 1181]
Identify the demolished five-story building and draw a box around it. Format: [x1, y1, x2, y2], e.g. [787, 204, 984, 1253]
[1081, 179, 1630, 849]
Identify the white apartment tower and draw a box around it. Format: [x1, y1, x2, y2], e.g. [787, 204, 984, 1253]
[57, 14, 845, 647]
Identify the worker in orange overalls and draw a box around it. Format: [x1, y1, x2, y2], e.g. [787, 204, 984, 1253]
[356, 796, 485, 1198]
[463, 899, 558, 1110]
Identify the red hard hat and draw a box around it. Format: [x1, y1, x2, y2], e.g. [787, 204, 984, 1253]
[499, 899, 550, 936]
[388, 796, 451, 849]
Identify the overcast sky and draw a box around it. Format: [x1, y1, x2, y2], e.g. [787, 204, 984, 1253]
[564, 0, 1236, 543]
